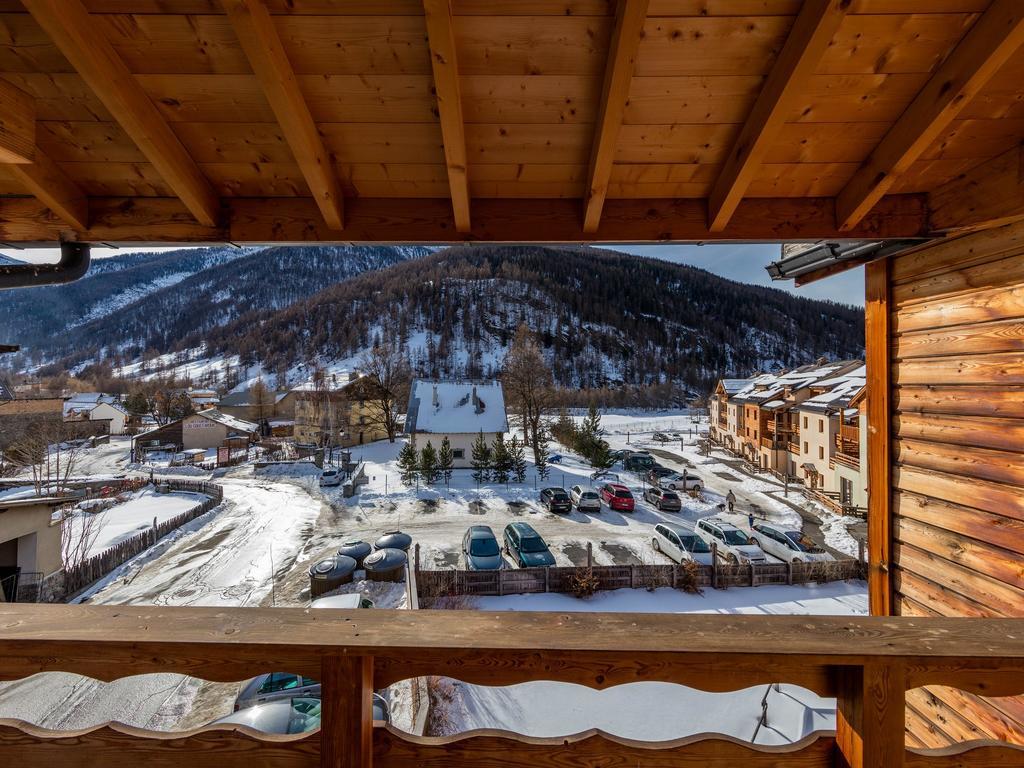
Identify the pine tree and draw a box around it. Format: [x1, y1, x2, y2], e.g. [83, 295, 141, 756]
[491, 434, 511, 484]
[420, 440, 438, 484]
[397, 438, 419, 485]
[509, 435, 527, 483]
[438, 435, 454, 485]
[535, 427, 551, 481]
[589, 438, 616, 472]
[471, 430, 492, 483]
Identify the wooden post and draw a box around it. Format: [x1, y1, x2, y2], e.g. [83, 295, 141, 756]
[835, 662, 906, 768]
[414, 543, 420, 573]
[629, 564, 636, 588]
[787, 560, 793, 586]
[586, 541, 593, 567]
[711, 544, 718, 589]
[750, 562, 756, 588]
[544, 567, 550, 593]
[321, 655, 373, 768]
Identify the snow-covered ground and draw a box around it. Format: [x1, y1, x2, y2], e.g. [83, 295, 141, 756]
[435, 582, 865, 745]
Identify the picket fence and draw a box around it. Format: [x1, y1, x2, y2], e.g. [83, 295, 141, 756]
[61, 480, 224, 597]
[416, 558, 864, 599]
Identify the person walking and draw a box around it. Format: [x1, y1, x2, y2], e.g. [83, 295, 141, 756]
[726, 489, 736, 511]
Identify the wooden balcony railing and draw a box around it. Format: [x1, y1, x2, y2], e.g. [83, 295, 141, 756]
[835, 431, 860, 469]
[0, 606, 1022, 768]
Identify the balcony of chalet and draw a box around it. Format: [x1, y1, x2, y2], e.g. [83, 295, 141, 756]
[0, 0, 1022, 767]
[834, 423, 861, 471]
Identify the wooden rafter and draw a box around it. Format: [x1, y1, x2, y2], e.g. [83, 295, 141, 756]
[707, 0, 847, 232]
[222, 0, 344, 231]
[583, 0, 648, 233]
[0, 79, 35, 165]
[7, 152, 88, 231]
[928, 142, 1024, 234]
[423, 0, 470, 233]
[836, 0, 1024, 232]
[20, 0, 220, 227]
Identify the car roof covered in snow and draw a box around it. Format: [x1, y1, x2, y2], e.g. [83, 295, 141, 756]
[406, 380, 507, 435]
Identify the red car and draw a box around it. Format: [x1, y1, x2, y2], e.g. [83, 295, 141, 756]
[599, 483, 635, 512]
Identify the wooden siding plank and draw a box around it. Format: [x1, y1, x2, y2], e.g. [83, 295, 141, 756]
[894, 436, 1024, 487]
[707, 0, 847, 231]
[423, 0, 471, 232]
[893, 412, 1024, 455]
[583, 0, 648, 232]
[891, 218, 1024, 284]
[893, 464, 1024, 522]
[893, 543, 1020, 617]
[894, 385, 1024, 419]
[866, 258, 893, 616]
[895, 490, 1024, 558]
[893, 249, 1024, 307]
[892, 352, 1024, 385]
[835, 0, 1024, 230]
[895, 318, 1024, 359]
[895, 568, 996, 619]
[893, 284, 1024, 334]
[893, 515, 1024, 591]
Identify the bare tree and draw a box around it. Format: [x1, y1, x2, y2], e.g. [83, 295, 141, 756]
[59, 500, 108, 570]
[502, 325, 554, 460]
[9, 422, 82, 497]
[250, 376, 273, 424]
[359, 344, 410, 443]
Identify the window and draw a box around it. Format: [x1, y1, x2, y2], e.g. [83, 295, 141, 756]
[819, 446, 825, 460]
[453, 449, 464, 459]
[803, 416, 808, 429]
[803, 441, 809, 453]
[818, 418, 824, 433]
[258, 673, 300, 694]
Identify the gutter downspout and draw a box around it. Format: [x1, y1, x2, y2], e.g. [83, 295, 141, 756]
[0, 242, 91, 290]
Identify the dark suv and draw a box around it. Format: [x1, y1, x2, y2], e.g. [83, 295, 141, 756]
[540, 487, 572, 513]
[643, 486, 682, 512]
[503, 522, 556, 567]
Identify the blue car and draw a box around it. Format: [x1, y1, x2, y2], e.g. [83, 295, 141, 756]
[548, 453, 563, 463]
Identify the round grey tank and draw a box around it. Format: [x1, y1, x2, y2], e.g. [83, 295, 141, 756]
[337, 540, 372, 566]
[308, 555, 357, 597]
[374, 530, 412, 552]
[363, 548, 408, 582]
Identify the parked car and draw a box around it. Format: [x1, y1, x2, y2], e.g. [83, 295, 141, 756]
[658, 471, 703, 492]
[503, 522, 556, 567]
[750, 521, 834, 564]
[590, 470, 621, 482]
[599, 482, 635, 512]
[623, 452, 656, 472]
[652, 523, 713, 565]
[694, 517, 767, 565]
[311, 593, 374, 609]
[652, 432, 670, 443]
[643, 486, 682, 512]
[540, 487, 572, 514]
[462, 525, 503, 570]
[215, 695, 389, 734]
[548, 453, 564, 464]
[645, 466, 675, 485]
[235, 673, 320, 711]
[569, 484, 602, 513]
[319, 468, 342, 488]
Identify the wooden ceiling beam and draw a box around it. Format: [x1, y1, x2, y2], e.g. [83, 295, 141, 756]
[928, 142, 1024, 235]
[583, 0, 648, 233]
[423, 0, 470, 233]
[21, 0, 220, 227]
[707, 0, 848, 232]
[836, 0, 1024, 232]
[221, 0, 344, 230]
[7, 152, 89, 232]
[0, 194, 928, 246]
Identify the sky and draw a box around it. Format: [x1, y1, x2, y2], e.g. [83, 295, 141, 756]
[4, 242, 864, 307]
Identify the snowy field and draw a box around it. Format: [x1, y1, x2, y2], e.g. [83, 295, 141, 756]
[434, 582, 866, 745]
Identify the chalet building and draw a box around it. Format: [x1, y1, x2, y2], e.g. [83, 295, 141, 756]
[218, 388, 297, 425]
[293, 374, 389, 447]
[132, 408, 258, 456]
[185, 388, 220, 410]
[708, 378, 752, 451]
[0, 397, 64, 455]
[0, 494, 66, 602]
[64, 400, 129, 436]
[405, 380, 508, 468]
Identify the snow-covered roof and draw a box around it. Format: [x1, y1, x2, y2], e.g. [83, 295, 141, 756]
[730, 361, 862, 405]
[0, 381, 12, 401]
[219, 389, 290, 407]
[63, 392, 116, 415]
[719, 378, 752, 395]
[90, 401, 128, 416]
[195, 408, 258, 434]
[799, 371, 866, 413]
[406, 380, 508, 435]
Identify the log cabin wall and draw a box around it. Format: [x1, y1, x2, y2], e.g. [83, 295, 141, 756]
[880, 221, 1024, 747]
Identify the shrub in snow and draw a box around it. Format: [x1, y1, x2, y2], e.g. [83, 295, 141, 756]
[471, 431, 491, 483]
[397, 439, 419, 485]
[568, 567, 600, 599]
[420, 441, 438, 484]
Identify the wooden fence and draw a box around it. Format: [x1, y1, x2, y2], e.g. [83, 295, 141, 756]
[61, 480, 224, 598]
[416, 558, 864, 599]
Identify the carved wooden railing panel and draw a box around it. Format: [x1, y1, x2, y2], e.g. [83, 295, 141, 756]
[0, 606, 1022, 768]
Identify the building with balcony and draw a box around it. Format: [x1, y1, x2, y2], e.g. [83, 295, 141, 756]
[293, 373, 391, 448]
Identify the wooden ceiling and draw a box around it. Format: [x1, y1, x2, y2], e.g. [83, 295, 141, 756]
[0, 0, 1022, 244]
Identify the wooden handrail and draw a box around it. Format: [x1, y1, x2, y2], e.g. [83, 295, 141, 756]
[0, 606, 1021, 768]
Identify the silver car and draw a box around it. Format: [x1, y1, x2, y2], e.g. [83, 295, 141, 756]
[652, 522, 714, 565]
[235, 672, 320, 710]
[750, 521, 834, 564]
[569, 484, 601, 512]
[214, 695, 389, 734]
[462, 525, 503, 570]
